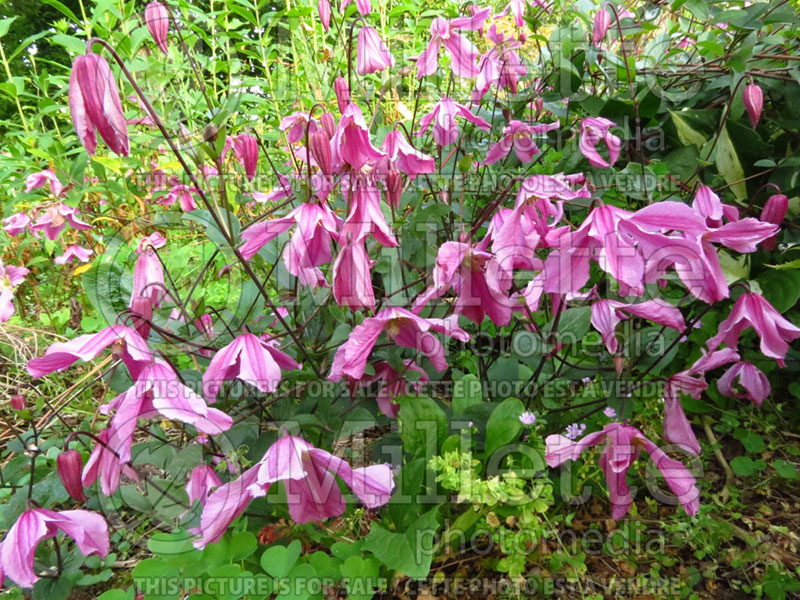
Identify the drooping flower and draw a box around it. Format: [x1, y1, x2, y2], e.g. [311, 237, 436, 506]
[590, 299, 685, 353]
[356, 26, 394, 75]
[592, 8, 612, 45]
[717, 361, 770, 406]
[131, 235, 166, 308]
[25, 169, 64, 197]
[416, 97, 491, 146]
[30, 203, 92, 241]
[246, 434, 394, 522]
[145, 1, 170, 55]
[27, 324, 152, 380]
[54, 245, 93, 265]
[340, 0, 371, 15]
[706, 292, 800, 366]
[472, 25, 528, 103]
[484, 120, 558, 165]
[317, 0, 331, 31]
[381, 130, 435, 179]
[546, 423, 700, 519]
[760, 193, 788, 251]
[328, 306, 470, 381]
[0, 259, 29, 322]
[185, 465, 222, 506]
[202, 333, 301, 403]
[414, 241, 512, 326]
[190, 466, 260, 548]
[57, 449, 87, 503]
[579, 117, 620, 168]
[416, 8, 490, 79]
[519, 411, 537, 426]
[82, 428, 139, 496]
[160, 184, 199, 211]
[662, 392, 702, 456]
[69, 53, 130, 156]
[0, 508, 109, 588]
[332, 235, 375, 310]
[340, 181, 398, 247]
[743, 83, 763, 129]
[226, 133, 259, 181]
[331, 103, 385, 173]
[2, 212, 30, 236]
[359, 360, 428, 418]
[280, 111, 318, 144]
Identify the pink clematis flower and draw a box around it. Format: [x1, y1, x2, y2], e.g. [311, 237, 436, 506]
[484, 120, 559, 165]
[0, 259, 29, 322]
[360, 360, 428, 418]
[356, 26, 394, 75]
[331, 103, 385, 172]
[414, 241, 512, 326]
[27, 324, 152, 380]
[416, 97, 491, 146]
[225, 133, 259, 181]
[334, 77, 350, 113]
[340, 0, 371, 15]
[131, 235, 166, 308]
[340, 181, 398, 247]
[504, 0, 549, 27]
[328, 306, 470, 381]
[473, 26, 527, 103]
[590, 299, 685, 353]
[579, 117, 621, 168]
[706, 292, 800, 367]
[416, 8, 490, 79]
[332, 235, 375, 310]
[25, 169, 64, 197]
[717, 361, 770, 406]
[381, 130, 435, 179]
[247, 434, 394, 522]
[760, 193, 788, 251]
[145, 1, 170, 54]
[0, 508, 109, 588]
[160, 184, 199, 211]
[2, 212, 30, 236]
[545, 423, 700, 519]
[743, 84, 763, 129]
[190, 465, 260, 548]
[69, 53, 129, 156]
[592, 8, 612, 45]
[185, 465, 222, 506]
[54, 245, 93, 265]
[82, 428, 139, 496]
[318, 0, 331, 30]
[280, 111, 318, 144]
[30, 203, 92, 241]
[662, 375, 706, 456]
[202, 333, 301, 402]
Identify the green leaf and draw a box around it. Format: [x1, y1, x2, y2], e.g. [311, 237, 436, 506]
[452, 374, 482, 414]
[740, 433, 765, 454]
[260, 539, 302, 578]
[670, 111, 708, 147]
[756, 269, 800, 313]
[363, 507, 439, 579]
[730, 456, 756, 477]
[230, 531, 258, 559]
[774, 459, 798, 480]
[398, 396, 447, 456]
[339, 556, 380, 600]
[97, 591, 131, 600]
[484, 397, 524, 458]
[716, 125, 747, 200]
[32, 576, 72, 600]
[0, 17, 17, 38]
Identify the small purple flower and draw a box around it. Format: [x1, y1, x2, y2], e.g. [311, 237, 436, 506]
[603, 407, 616, 419]
[519, 411, 537, 426]
[565, 423, 586, 440]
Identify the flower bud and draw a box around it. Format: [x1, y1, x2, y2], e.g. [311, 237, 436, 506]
[320, 112, 336, 139]
[10, 393, 25, 410]
[334, 77, 350, 113]
[743, 84, 763, 129]
[129, 296, 154, 340]
[761, 193, 788, 251]
[309, 131, 332, 177]
[386, 169, 403, 208]
[145, 1, 170, 55]
[58, 449, 88, 503]
[592, 9, 611, 45]
[318, 0, 330, 32]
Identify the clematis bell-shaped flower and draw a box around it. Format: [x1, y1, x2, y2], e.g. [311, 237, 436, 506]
[590, 299, 685, 354]
[145, 1, 170, 54]
[717, 361, 770, 406]
[743, 83, 763, 129]
[160, 184, 199, 211]
[332, 235, 375, 310]
[247, 433, 394, 522]
[472, 25, 527, 103]
[54, 245, 93, 265]
[202, 333, 300, 402]
[340, 182, 398, 247]
[328, 306, 470, 381]
[27, 324, 152, 381]
[359, 360, 428, 418]
[185, 465, 222, 506]
[484, 120, 558, 165]
[706, 292, 800, 367]
[69, 53, 129, 156]
[760, 193, 788, 251]
[381, 130, 435, 179]
[57, 449, 87, 503]
[190, 466, 260, 548]
[81, 428, 139, 496]
[131, 235, 166, 308]
[25, 169, 64, 197]
[331, 103, 385, 172]
[546, 423, 700, 519]
[592, 8, 611, 45]
[579, 117, 620, 168]
[416, 97, 491, 146]
[0, 259, 29, 323]
[30, 203, 92, 241]
[341, 0, 371, 15]
[2, 212, 30, 236]
[0, 508, 109, 588]
[416, 8, 490, 79]
[226, 133, 259, 181]
[356, 26, 394, 75]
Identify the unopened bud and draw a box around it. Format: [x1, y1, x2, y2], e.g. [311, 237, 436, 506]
[743, 84, 763, 129]
[58, 449, 88, 503]
[386, 169, 403, 208]
[10, 393, 25, 410]
[309, 131, 332, 177]
[320, 112, 336, 139]
[334, 77, 350, 113]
